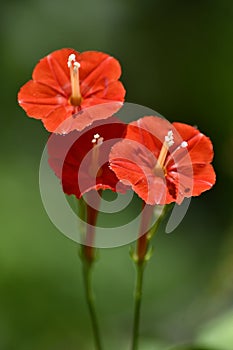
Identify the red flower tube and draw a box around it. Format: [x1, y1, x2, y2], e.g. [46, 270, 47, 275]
[18, 48, 126, 133]
[109, 116, 216, 205]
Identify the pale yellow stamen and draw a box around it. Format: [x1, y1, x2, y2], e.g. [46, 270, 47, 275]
[90, 134, 104, 177]
[154, 130, 174, 172]
[67, 54, 82, 106]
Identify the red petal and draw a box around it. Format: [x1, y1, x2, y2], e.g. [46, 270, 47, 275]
[110, 153, 169, 205]
[166, 162, 216, 201]
[166, 169, 194, 203]
[79, 52, 123, 97]
[52, 102, 123, 134]
[33, 48, 76, 96]
[172, 122, 199, 140]
[82, 81, 125, 103]
[109, 139, 154, 202]
[192, 163, 216, 196]
[126, 116, 173, 157]
[18, 80, 68, 119]
[42, 106, 74, 132]
[79, 51, 121, 81]
[172, 123, 214, 164]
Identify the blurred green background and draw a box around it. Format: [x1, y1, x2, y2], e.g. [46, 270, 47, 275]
[1, 0, 233, 349]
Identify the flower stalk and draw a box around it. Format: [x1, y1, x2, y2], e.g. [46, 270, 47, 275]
[131, 261, 145, 350]
[81, 253, 103, 350]
[131, 204, 169, 350]
[78, 192, 103, 350]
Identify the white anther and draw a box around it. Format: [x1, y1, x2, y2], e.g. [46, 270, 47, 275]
[67, 53, 76, 67]
[165, 130, 174, 147]
[92, 134, 104, 145]
[74, 61, 81, 69]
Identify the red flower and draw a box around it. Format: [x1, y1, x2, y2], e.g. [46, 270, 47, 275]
[18, 48, 125, 133]
[48, 118, 127, 198]
[109, 116, 216, 205]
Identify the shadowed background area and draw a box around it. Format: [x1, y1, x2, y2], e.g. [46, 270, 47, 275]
[1, 0, 233, 349]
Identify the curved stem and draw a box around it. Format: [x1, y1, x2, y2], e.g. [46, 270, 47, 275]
[82, 257, 103, 350]
[131, 262, 145, 350]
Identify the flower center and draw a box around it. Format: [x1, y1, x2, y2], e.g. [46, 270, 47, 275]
[67, 54, 82, 106]
[154, 130, 174, 175]
[89, 133, 104, 177]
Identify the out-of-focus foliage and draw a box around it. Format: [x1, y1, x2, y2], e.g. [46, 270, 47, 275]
[196, 309, 233, 350]
[1, 0, 232, 349]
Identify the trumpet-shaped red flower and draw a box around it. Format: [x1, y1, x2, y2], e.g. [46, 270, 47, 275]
[48, 118, 127, 198]
[109, 116, 216, 205]
[18, 48, 125, 133]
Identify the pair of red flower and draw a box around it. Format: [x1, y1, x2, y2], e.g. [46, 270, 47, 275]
[18, 48, 216, 204]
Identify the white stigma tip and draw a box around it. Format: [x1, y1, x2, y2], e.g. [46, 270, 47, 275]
[165, 130, 174, 147]
[94, 133, 100, 139]
[181, 141, 188, 148]
[92, 138, 97, 143]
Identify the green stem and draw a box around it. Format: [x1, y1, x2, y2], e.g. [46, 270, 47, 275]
[82, 257, 103, 350]
[131, 203, 170, 350]
[77, 192, 103, 350]
[131, 262, 145, 350]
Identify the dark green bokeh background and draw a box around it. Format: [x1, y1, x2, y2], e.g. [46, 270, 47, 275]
[1, 1, 233, 349]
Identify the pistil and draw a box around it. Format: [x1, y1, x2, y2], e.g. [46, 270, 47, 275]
[67, 54, 82, 106]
